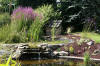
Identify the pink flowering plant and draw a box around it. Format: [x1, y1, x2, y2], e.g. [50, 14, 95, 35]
[0, 5, 55, 43]
[11, 6, 38, 21]
[10, 6, 42, 42]
[11, 6, 42, 32]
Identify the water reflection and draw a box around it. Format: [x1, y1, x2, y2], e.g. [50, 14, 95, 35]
[16, 59, 79, 66]
[16, 59, 100, 66]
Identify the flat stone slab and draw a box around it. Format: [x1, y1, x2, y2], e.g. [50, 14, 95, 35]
[59, 56, 100, 62]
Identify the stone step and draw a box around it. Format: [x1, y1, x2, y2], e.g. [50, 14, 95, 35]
[22, 52, 50, 54]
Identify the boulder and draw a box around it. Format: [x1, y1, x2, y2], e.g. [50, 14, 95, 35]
[54, 51, 69, 56]
[87, 41, 94, 46]
[92, 49, 100, 55]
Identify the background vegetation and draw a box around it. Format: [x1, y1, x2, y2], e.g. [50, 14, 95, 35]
[0, 0, 100, 43]
[0, 4, 59, 43]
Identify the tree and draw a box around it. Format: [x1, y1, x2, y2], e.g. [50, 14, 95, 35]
[60, 0, 100, 32]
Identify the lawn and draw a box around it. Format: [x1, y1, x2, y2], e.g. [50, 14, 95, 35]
[80, 32, 100, 43]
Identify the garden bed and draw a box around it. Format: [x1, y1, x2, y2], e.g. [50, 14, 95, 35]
[58, 34, 100, 60]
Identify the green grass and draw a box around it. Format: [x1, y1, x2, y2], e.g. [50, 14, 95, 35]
[80, 32, 100, 43]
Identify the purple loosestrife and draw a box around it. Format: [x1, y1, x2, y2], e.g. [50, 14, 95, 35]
[11, 6, 39, 21]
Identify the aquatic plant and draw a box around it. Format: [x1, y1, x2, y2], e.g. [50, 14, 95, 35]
[84, 51, 90, 66]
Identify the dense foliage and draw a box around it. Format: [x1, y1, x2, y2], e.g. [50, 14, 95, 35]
[16, 0, 56, 9]
[0, 5, 57, 43]
[0, 0, 16, 13]
[0, 13, 10, 27]
[60, 0, 100, 32]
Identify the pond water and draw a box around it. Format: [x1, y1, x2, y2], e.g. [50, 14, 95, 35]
[16, 59, 100, 66]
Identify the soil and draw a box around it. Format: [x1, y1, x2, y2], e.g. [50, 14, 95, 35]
[59, 34, 100, 59]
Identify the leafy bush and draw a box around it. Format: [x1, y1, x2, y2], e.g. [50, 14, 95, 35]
[0, 13, 10, 27]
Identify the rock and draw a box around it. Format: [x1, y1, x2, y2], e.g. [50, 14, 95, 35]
[54, 51, 69, 56]
[87, 41, 94, 46]
[38, 43, 48, 48]
[0, 50, 10, 55]
[92, 49, 100, 55]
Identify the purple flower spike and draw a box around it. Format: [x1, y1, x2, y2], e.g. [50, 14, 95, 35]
[11, 6, 41, 21]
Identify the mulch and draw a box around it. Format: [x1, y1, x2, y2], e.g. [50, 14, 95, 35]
[59, 34, 100, 59]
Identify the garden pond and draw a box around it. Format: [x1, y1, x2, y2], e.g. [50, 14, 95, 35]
[15, 59, 100, 66]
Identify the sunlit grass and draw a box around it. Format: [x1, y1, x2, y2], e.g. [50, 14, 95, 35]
[80, 32, 100, 43]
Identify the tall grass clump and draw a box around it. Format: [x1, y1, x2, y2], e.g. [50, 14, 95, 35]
[0, 13, 11, 43]
[0, 13, 10, 27]
[51, 27, 55, 41]
[84, 52, 90, 66]
[0, 25, 11, 43]
[0, 6, 39, 43]
[10, 6, 39, 43]
[82, 17, 96, 36]
[28, 5, 55, 42]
